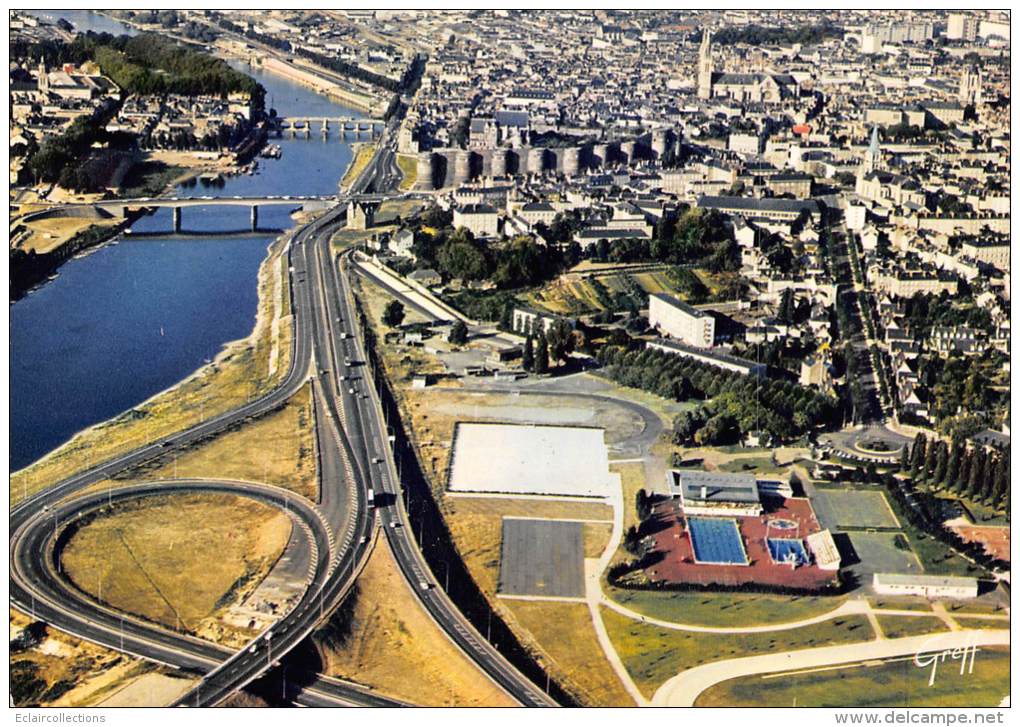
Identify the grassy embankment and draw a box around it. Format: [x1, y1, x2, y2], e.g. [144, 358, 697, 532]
[60, 493, 291, 645]
[114, 383, 318, 501]
[695, 647, 1010, 708]
[604, 586, 848, 628]
[396, 153, 418, 191]
[317, 537, 516, 706]
[340, 144, 377, 190]
[601, 607, 875, 700]
[10, 230, 295, 505]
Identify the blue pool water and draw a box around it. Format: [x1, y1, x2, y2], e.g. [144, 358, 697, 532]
[687, 517, 748, 565]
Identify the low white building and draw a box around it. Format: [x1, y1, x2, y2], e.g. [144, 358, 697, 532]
[872, 573, 979, 599]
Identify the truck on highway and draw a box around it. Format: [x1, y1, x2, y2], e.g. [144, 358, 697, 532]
[367, 488, 375, 507]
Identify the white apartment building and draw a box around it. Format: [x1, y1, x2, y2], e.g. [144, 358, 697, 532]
[648, 293, 715, 348]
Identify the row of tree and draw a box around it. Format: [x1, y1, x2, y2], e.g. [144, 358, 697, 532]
[903, 433, 1010, 513]
[597, 346, 837, 444]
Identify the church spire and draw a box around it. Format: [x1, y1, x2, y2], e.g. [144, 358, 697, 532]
[697, 28, 714, 100]
[864, 126, 880, 173]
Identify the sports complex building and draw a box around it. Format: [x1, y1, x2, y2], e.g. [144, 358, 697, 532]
[646, 470, 841, 589]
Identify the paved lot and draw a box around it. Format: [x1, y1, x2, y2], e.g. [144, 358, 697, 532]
[499, 518, 584, 598]
[813, 489, 900, 530]
[448, 422, 615, 498]
[844, 531, 923, 575]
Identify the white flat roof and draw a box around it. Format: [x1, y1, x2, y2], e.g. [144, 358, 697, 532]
[448, 422, 615, 498]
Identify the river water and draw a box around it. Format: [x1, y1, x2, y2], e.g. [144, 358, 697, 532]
[11, 11, 362, 469]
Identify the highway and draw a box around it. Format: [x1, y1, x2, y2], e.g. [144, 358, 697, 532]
[11, 112, 557, 707]
[9, 201, 394, 707]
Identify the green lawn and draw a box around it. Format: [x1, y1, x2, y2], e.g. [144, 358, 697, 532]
[716, 455, 784, 474]
[604, 585, 847, 628]
[601, 607, 873, 699]
[876, 616, 949, 640]
[953, 617, 1010, 630]
[695, 647, 1010, 708]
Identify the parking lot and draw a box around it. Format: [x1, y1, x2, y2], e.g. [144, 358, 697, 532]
[499, 518, 585, 599]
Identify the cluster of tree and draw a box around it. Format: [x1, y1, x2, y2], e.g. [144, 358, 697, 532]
[901, 291, 993, 339]
[597, 347, 836, 443]
[521, 320, 575, 374]
[883, 473, 1007, 573]
[26, 106, 125, 186]
[382, 300, 405, 328]
[651, 207, 739, 271]
[903, 434, 1009, 514]
[412, 225, 570, 290]
[139, 123, 246, 152]
[74, 32, 264, 108]
[712, 21, 843, 46]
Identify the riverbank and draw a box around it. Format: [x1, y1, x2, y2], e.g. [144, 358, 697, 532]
[10, 228, 296, 503]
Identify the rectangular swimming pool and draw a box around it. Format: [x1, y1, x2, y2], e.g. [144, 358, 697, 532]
[687, 517, 748, 565]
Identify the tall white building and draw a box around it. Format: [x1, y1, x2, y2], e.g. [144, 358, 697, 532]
[649, 293, 715, 348]
[947, 13, 979, 41]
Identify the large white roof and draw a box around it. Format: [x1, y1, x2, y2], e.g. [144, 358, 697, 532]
[447, 422, 615, 498]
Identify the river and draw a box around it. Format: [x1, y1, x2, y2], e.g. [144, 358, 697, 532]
[11, 11, 363, 470]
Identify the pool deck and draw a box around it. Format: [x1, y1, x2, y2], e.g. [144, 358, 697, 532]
[644, 496, 838, 590]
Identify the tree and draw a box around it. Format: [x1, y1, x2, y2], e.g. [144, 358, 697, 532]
[922, 439, 938, 481]
[966, 448, 987, 500]
[522, 335, 534, 372]
[534, 332, 549, 375]
[909, 434, 927, 478]
[635, 489, 651, 521]
[545, 320, 575, 365]
[448, 319, 468, 345]
[382, 300, 405, 328]
[623, 525, 641, 555]
[945, 438, 964, 489]
[932, 441, 949, 486]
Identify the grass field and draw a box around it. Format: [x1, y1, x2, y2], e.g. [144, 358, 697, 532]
[604, 586, 847, 627]
[60, 492, 290, 644]
[505, 601, 635, 706]
[695, 647, 1010, 708]
[126, 384, 318, 500]
[868, 597, 932, 612]
[602, 607, 874, 699]
[396, 153, 418, 191]
[876, 615, 950, 639]
[953, 617, 1010, 630]
[11, 233, 293, 505]
[318, 537, 515, 706]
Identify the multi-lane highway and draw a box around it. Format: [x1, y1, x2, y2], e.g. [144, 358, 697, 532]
[11, 115, 558, 707]
[9, 202, 392, 707]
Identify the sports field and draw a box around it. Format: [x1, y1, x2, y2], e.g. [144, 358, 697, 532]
[846, 531, 923, 574]
[813, 490, 900, 530]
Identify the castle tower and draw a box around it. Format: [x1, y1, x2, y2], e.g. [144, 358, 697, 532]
[697, 29, 714, 100]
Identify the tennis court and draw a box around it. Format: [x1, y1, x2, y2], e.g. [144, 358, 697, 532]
[687, 517, 748, 565]
[767, 538, 810, 566]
